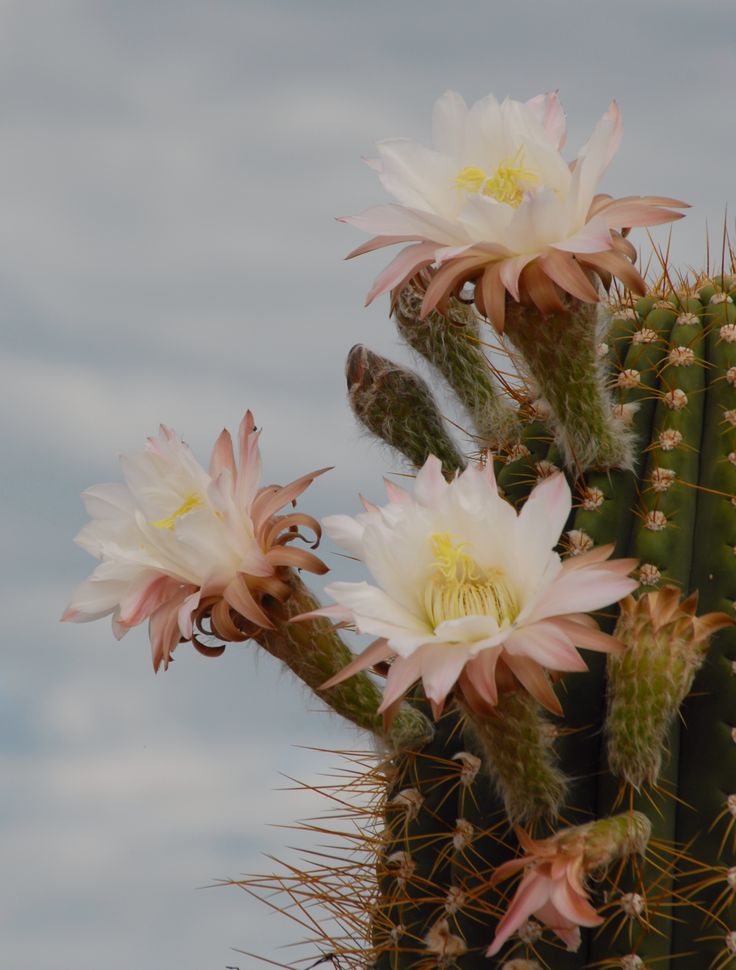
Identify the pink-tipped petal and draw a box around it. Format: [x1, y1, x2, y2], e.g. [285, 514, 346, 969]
[365, 241, 437, 306]
[414, 455, 449, 508]
[502, 654, 563, 715]
[378, 652, 424, 712]
[529, 567, 639, 622]
[209, 429, 237, 480]
[551, 879, 604, 928]
[383, 478, 413, 505]
[504, 622, 588, 672]
[539, 250, 600, 303]
[463, 647, 502, 706]
[560, 543, 615, 571]
[320, 638, 393, 690]
[176, 588, 202, 640]
[552, 216, 613, 254]
[486, 871, 556, 956]
[498, 253, 538, 302]
[291, 602, 355, 624]
[526, 91, 567, 149]
[549, 616, 624, 654]
[518, 472, 572, 556]
[345, 234, 417, 259]
[420, 254, 488, 316]
[223, 576, 274, 630]
[578, 249, 645, 295]
[419, 643, 470, 707]
[235, 410, 262, 512]
[116, 574, 180, 632]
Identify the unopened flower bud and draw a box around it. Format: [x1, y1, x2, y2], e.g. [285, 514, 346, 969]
[607, 588, 733, 787]
[346, 344, 465, 476]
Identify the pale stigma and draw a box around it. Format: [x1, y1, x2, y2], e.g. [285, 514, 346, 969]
[424, 532, 518, 628]
[454, 147, 539, 208]
[150, 494, 203, 530]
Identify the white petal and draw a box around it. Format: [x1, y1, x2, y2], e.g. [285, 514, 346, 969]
[419, 643, 471, 703]
[434, 614, 501, 644]
[324, 581, 432, 653]
[322, 513, 366, 558]
[432, 90, 469, 156]
[528, 567, 639, 623]
[414, 455, 450, 507]
[376, 138, 459, 217]
[342, 203, 467, 245]
[568, 100, 622, 225]
[525, 91, 567, 149]
[504, 621, 588, 671]
[456, 193, 515, 246]
[517, 473, 572, 558]
[81, 483, 135, 519]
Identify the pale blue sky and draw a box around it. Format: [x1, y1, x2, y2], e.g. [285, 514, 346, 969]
[2, 1, 734, 967]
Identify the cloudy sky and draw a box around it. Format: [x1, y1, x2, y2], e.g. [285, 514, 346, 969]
[2, 2, 734, 968]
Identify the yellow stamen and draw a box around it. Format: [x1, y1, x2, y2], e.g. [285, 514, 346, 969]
[150, 494, 202, 530]
[454, 147, 539, 208]
[453, 165, 487, 194]
[424, 532, 518, 628]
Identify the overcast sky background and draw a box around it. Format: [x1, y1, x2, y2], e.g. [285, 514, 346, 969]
[1, 2, 735, 968]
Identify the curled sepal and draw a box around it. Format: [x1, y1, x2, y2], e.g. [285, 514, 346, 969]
[606, 586, 734, 789]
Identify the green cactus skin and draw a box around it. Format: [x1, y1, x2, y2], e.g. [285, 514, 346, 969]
[673, 294, 736, 967]
[256, 274, 736, 969]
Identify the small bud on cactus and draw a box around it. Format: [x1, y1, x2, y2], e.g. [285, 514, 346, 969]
[606, 587, 734, 789]
[345, 344, 465, 476]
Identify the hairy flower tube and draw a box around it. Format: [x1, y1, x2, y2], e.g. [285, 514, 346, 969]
[301, 455, 637, 721]
[62, 412, 328, 670]
[342, 90, 687, 330]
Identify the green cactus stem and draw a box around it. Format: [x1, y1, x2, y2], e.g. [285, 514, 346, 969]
[505, 297, 634, 472]
[461, 691, 567, 825]
[393, 281, 522, 451]
[256, 571, 433, 751]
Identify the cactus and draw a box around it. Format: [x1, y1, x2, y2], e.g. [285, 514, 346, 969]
[235, 267, 736, 969]
[59, 84, 736, 970]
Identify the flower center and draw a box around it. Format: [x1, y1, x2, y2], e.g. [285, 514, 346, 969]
[150, 493, 203, 530]
[454, 147, 539, 208]
[424, 532, 518, 628]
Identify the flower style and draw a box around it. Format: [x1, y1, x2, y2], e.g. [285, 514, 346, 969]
[341, 90, 687, 330]
[486, 826, 604, 956]
[62, 412, 328, 671]
[303, 455, 637, 721]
